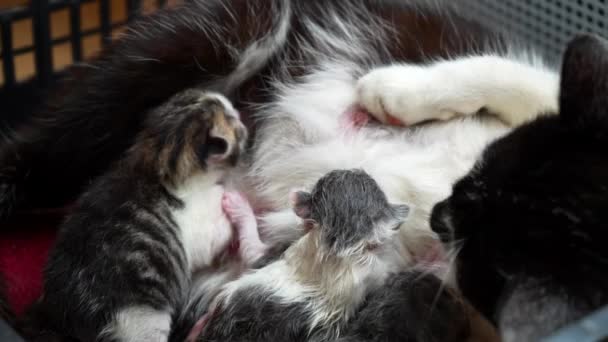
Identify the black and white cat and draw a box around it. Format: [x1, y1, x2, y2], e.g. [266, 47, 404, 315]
[431, 34, 608, 342]
[197, 169, 409, 341]
[0, 0, 567, 339]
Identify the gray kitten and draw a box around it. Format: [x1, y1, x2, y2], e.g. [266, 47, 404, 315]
[192, 169, 410, 342]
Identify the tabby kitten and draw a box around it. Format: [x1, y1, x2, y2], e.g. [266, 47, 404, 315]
[31, 89, 247, 342]
[431, 35, 608, 341]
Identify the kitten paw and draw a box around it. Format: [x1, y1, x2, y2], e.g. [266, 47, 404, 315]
[357, 65, 455, 126]
[222, 191, 267, 264]
[221, 191, 255, 228]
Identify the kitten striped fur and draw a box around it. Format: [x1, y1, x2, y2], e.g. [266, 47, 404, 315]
[31, 91, 246, 342]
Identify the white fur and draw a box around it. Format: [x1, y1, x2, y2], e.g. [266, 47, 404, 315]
[103, 306, 171, 342]
[257, 209, 304, 245]
[172, 171, 233, 271]
[248, 55, 560, 271]
[176, 4, 561, 334]
[205, 92, 240, 119]
[178, 14, 562, 341]
[499, 279, 583, 342]
[213, 227, 408, 338]
[357, 55, 559, 126]
[188, 47, 560, 339]
[223, 1, 292, 92]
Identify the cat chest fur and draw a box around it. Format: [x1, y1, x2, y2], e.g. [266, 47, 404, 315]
[171, 171, 233, 272]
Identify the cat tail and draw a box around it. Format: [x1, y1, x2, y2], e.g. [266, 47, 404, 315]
[0, 0, 292, 221]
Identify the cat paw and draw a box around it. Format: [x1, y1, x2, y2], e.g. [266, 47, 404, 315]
[356, 65, 455, 126]
[222, 191, 267, 264]
[221, 191, 255, 228]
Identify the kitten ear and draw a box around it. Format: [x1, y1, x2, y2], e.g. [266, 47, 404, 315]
[290, 190, 312, 219]
[303, 219, 317, 232]
[560, 34, 608, 129]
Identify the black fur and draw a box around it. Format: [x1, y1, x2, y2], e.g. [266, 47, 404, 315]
[340, 271, 496, 342]
[430, 35, 608, 340]
[0, 275, 13, 328]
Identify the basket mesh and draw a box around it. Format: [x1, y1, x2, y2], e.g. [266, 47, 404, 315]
[459, 0, 608, 63]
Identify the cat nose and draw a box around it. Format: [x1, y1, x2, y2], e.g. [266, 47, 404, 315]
[430, 199, 453, 243]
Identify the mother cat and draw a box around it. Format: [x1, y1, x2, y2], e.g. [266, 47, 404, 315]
[1, 0, 561, 337]
[0, 0, 557, 252]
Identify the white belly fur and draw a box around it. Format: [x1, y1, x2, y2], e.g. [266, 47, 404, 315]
[247, 64, 510, 261]
[172, 171, 233, 271]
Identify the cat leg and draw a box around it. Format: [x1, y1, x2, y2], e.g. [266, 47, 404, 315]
[222, 191, 268, 265]
[101, 306, 171, 342]
[357, 55, 559, 127]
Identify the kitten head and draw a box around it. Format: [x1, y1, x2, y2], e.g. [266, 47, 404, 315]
[133, 90, 247, 184]
[430, 35, 608, 332]
[291, 169, 409, 259]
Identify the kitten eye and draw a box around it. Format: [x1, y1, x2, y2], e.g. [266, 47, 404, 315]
[207, 137, 228, 156]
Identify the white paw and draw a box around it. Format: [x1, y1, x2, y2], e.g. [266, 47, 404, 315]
[221, 191, 255, 228]
[356, 65, 457, 126]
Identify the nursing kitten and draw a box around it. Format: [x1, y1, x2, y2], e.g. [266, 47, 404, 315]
[30, 89, 247, 342]
[431, 35, 608, 341]
[196, 169, 409, 341]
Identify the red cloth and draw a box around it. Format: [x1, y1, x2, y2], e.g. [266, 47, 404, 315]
[0, 210, 65, 317]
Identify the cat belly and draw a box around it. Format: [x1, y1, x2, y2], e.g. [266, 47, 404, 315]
[249, 105, 508, 267]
